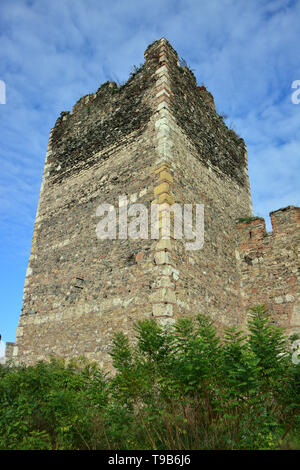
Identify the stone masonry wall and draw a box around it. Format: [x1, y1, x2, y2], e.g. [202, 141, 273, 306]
[4, 342, 15, 364]
[15, 46, 163, 367]
[145, 39, 253, 330]
[236, 206, 300, 335]
[14, 38, 296, 368]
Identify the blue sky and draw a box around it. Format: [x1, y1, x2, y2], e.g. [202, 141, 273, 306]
[0, 0, 299, 346]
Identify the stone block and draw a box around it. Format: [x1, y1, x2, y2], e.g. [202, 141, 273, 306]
[152, 303, 173, 317]
[154, 182, 170, 196]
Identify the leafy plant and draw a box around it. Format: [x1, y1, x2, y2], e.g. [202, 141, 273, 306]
[236, 216, 258, 223]
[0, 306, 299, 450]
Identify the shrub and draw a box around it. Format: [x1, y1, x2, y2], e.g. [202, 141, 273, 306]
[0, 306, 299, 449]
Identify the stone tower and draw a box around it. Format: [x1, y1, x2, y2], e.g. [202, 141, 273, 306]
[10, 39, 300, 367]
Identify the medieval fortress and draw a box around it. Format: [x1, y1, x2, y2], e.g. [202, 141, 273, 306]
[6, 38, 300, 368]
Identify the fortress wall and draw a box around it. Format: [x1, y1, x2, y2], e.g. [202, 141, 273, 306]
[163, 124, 253, 329]
[14, 48, 165, 366]
[14, 38, 297, 369]
[236, 206, 300, 334]
[16, 122, 164, 367]
[146, 39, 253, 329]
[15, 38, 256, 367]
[4, 342, 15, 364]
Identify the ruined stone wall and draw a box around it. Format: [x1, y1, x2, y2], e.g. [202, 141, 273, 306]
[145, 39, 253, 329]
[236, 206, 300, 335]
[159, 127, 253, 329]
[15, 118, 174, 367]
[15, 46, 162, 367]
[14, 38, 267, 368]
[4, 342, 15, 364]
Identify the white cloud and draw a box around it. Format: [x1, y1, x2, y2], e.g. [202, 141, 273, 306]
[0, 0, 299, 244]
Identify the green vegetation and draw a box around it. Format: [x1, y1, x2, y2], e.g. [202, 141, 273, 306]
[0, 305, 299, 450]
[129, 63, 144, 79]
[109, 63, 144, 94]
[236, 216, 259, 224]
[228, 127, 243, 143]
[110, 87, 119, 95]
[179, 56, 195, 74]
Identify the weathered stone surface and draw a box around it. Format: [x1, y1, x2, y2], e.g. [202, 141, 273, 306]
[10, 38, 299, 368]
[236, 206, 300, 332]
[4, 342, 15, 364]
[152, 303, 173, 317]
